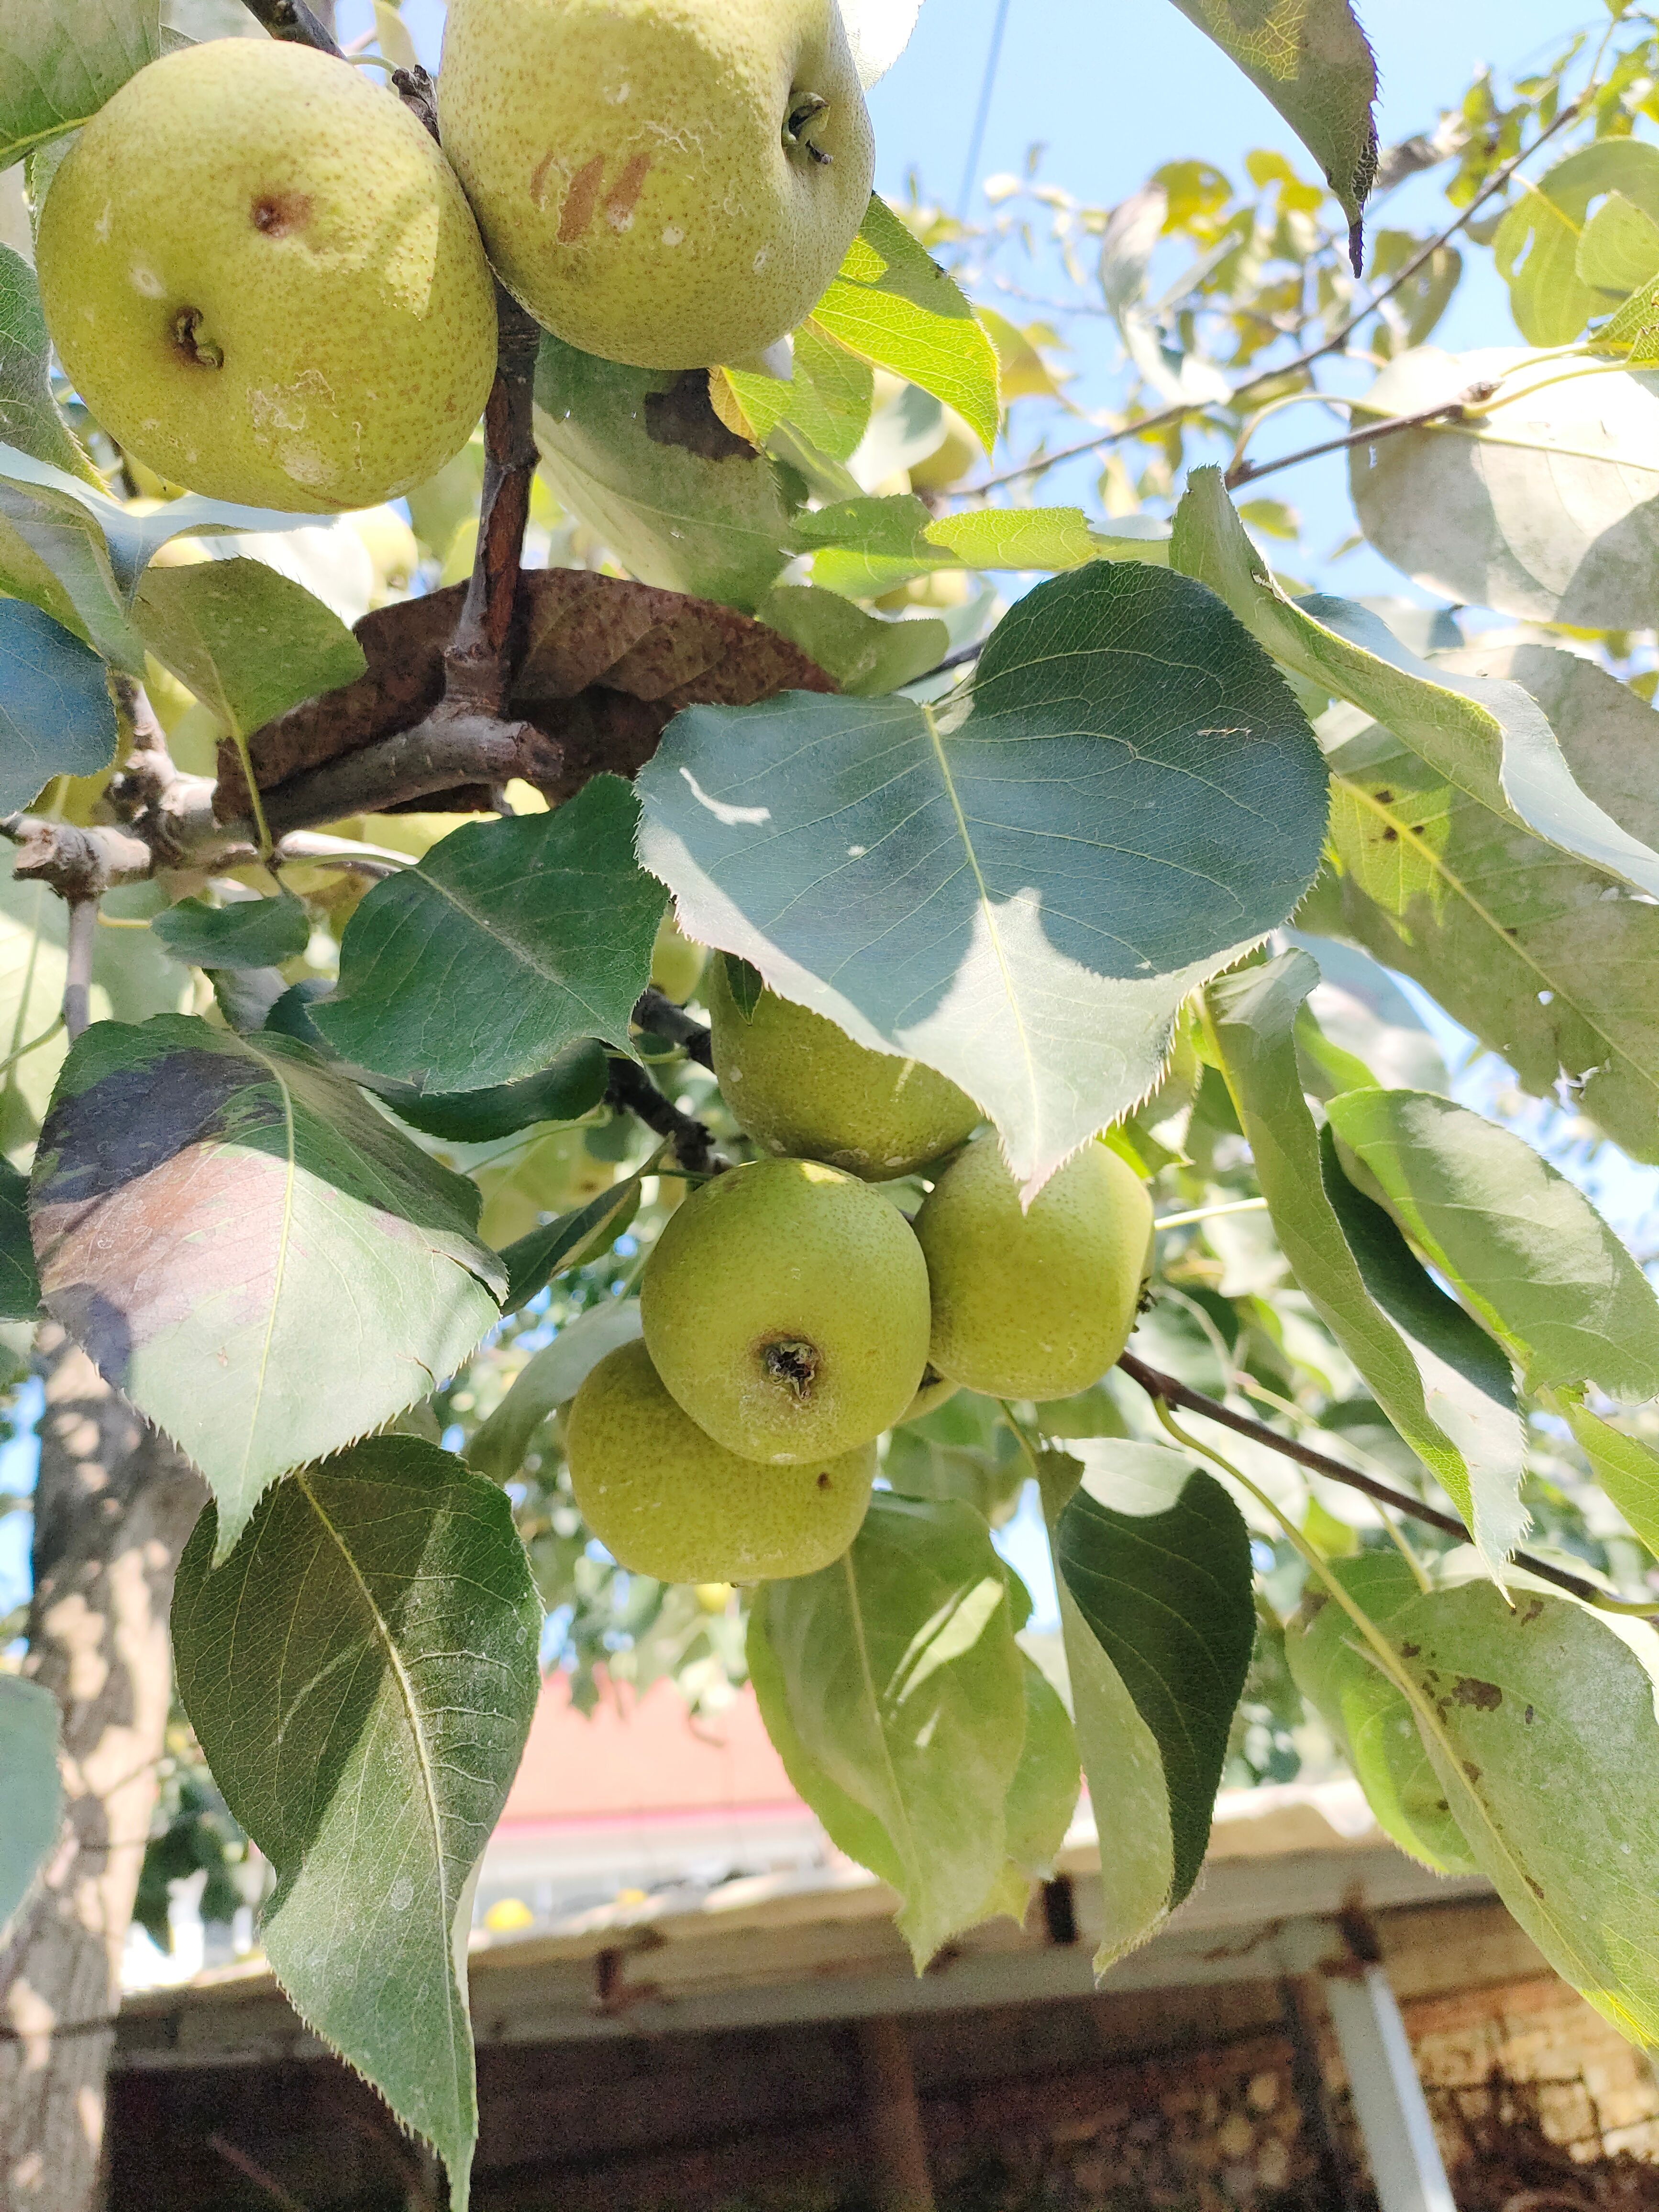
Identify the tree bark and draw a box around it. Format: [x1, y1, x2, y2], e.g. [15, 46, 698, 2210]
[0, 1332, 205, 2212]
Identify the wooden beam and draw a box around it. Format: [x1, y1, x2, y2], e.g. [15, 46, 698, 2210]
[858, 2016, 936, 2212]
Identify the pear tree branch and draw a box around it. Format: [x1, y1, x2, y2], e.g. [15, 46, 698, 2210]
[239, 0, 343, 55]
[604, 1057, 726, 1177]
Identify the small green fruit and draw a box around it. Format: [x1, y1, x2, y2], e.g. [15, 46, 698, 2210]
[37, 41, 496, 511]
[438, 0, 875, 369]
[641, 1157, 930, 1461]
[914, 1137, 1153, 1401]
[567, 1339, 874, 1581]
[650, 913, 708, 1005]
[899, 1365, 960, 1424]
[708, 957, 980, 1180]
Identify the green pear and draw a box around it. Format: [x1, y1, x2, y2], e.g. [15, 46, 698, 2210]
[36, 41, 496, 511]
[641, 1156, 930, 1461]
[708, 957, 981, 1180]
[438, 0, 875, 369]
[568, 1339, 874, 1581]
[899, 1365, 960, 1424]
[650, 912, 708, 1005]
[914, 1137, 1154, 1401]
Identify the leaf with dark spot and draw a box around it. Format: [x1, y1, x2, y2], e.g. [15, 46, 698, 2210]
[31, 1016, 504, 1557]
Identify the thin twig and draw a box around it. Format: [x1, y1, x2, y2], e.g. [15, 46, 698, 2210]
[968, 94, 1585, 495]
[62, 899, 97, 1042]
[631, 987, 715, 1068]
[207, 2135, 310, 2212]
[1223, 392, 1485, 489]
[237, 0, 342, 55]
[1115, 1351, 1638, 1611]
[605, 1058, 725, 1177]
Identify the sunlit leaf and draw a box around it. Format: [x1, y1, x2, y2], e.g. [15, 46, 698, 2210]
[1493, 144, 1659, 344]
[1208, 951, 1527, 1568]
[32, 1017, 505, 1557]
[748, 1492, 1027, 1966]
[314, 779, 664, 1091]
[1326, 1087, 1659, 1401]
[0, 0, 160, 171]
[638, 561, 1327, 1194]
[1553, 1399, 1659, 1561]
[756, 583, 945, 695]
[1163, 0, 1378, 227]
[173, 1438, 542, 2212]
[1287, 1551, 1478, 1876]
[812, 196, 1001, 452]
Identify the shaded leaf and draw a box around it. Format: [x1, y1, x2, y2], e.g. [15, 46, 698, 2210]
[217, 567, 836, 822]
[0, 1675, 59, 1940]
[883, 1390, 1028, 1528]
[1172, 467, 1659, 901]
[1208, 952, 1527, 1567]
[32, 1016, 505, 1557]
[748, 1492, 1027, 1967]
[756, 583, 945, 696]
[313, 780, 664, 1092]
[0, 245, 91, 475]
[498, 1174, 643, 1318]
[1286, 1552, 1478, 1876]
[172, 1437, 542, 2211]
[1163, 0, 1377, 226]
[813, 196, 1000, 453]
[1054, 1441, 1254, 1909]
[1005, 1654, 1081, 1880]
[0, 0, 159, 171]
[0, 598, 117, 810]
[638, 560, 1328, 1195]
[465, 1297, 642, 1483]
[135, 558, 366, 762]
[533, 334, 798, 612]
[1347, 348, 1659, 628]
[152, 890, 310, 971]
[1313, 712, 1659, 1164]
[1554, 1399, 1659, 1561]
[0, 1155, 39, 1319]
[1326, 1087, 1659, 1402]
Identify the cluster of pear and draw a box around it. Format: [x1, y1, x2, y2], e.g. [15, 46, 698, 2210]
[566, 956, 1155, 1587]
[35, 0, 874, 511]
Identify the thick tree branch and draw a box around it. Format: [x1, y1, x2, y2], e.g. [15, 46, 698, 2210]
[1115, 1351, 1636, 1611]
[605, 1057, 725, 1177]
[238, 0, 343, 55]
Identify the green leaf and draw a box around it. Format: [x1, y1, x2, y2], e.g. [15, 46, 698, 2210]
[1207, 952, 1527, 1567]
[313, 780, 664, 1091]
[1493, 144, 1659, 343]
[1577, 192, 1659, 299]
[0, 1675, 60, 1938]
[756, 584, 945, 696]
[465, 1297, 642, 1482]
[0, 1154, 39, 1319]
[0, 0, 159, 171]
[152, 890, 310, 971]
[1552, 1399, 1659, 1561]
[0, 245, 91, 475]
[1005, 1654, 1081, 1880]
[882, 1391, 1028, 1528]
[1325, 1087, 1659, 1402]
[1162, 0, 1377, 226]
[748, 1492, 1027, 1967]
[172, 1437, 542, 2211]
[797, 491, 1166, 598]
[497, 1176, 643, 1318]
[32, 1017, 505, 1558]
[0, 455, 143, 671]
[719, 318, 875, 465]
[1172, 467, 1659, 901]
[1347, 1571, 1659, 2046]
[0, 599, 117, 810]
[532, 333, 798, 613]
[1345, 348, 1659, 628]
[637, 561, 1328, 1194]
[1286, 1552, 1478, 1877]
[1315, 712, 1659, 1164]
[1054, 1441, 1254, 1910]
[133, 557, 366, 748]
[812, 196, 1000, 453]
